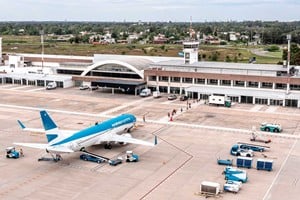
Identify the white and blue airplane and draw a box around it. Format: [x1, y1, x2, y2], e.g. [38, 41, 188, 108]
[14, 110, 155, 159]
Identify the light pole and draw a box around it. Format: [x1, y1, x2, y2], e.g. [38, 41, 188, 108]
[39, 30, 44, 71]
[286, 34, 291, 94]
[287, 34, 291, 74]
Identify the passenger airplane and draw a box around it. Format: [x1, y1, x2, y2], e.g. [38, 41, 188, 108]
[14, 110, 155, 159]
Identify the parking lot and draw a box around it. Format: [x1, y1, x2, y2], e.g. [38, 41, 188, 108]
[0, 85, 300, 200]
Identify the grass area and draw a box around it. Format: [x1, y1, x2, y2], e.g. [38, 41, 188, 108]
[265, 50, 283, 58]
[1, 35, 282, 64]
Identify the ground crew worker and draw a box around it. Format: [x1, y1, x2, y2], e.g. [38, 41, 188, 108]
[20, 148, 24, 157]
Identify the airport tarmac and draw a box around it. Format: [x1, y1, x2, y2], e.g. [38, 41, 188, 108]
[0, 85, 300, 200]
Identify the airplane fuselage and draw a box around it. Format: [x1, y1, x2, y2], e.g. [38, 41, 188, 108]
[49, 113, 136, 152]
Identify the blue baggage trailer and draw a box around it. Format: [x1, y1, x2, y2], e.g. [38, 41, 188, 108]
[217, 158, 233, 166]
[236, 157, 253, 168]
[257, 159, 273, 171]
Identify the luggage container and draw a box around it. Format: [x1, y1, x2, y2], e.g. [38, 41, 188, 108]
[200, 181, 220, 196]
[236, 156, 253, 168]
[257, 159, 273, 171]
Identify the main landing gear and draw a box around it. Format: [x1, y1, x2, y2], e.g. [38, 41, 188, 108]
[104, 143, 112, 149]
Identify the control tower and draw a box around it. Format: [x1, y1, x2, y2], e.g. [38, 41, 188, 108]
[183, 40, 199, 64]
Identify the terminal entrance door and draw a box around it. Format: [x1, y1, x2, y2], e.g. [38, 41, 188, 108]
[229, 96, 239, 103]
[285, 99, 298, 107]
[255, 98, 268, 105]
[28, 80, 36, 86]
[270, 99, 283, 106]
[241, 96, 253, 104]
[199, 94, 209, 100]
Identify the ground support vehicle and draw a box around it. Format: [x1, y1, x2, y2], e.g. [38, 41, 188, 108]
[237, 142, 267, 152]
[6, 147, 20, 159]
[125, 151, 139, 162]
[230, 144, 254, 157]
[217, 158, 233, 166]
[200, 181, 220, 196]
[223, 180, 242, 193]
[223, 166, 248, 183]
[109, 157, 123, 166]
[260, 122, 282, 133]
[250, 132, 271, 143]
[80, 154, 106, 163]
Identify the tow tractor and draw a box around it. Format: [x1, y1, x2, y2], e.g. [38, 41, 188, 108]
[125, 150, 139, 162]
[6, 147, 20, 159]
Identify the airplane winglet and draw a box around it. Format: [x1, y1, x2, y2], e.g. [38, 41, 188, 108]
[17, 120, 26, 129]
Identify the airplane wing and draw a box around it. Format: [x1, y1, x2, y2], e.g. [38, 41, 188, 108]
[109, 134, 155, 147]
[13, 143, 74, 153]
[14, 142, 48, 149]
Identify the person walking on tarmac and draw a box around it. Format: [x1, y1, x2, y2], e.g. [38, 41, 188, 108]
[20, 148, 24, 157]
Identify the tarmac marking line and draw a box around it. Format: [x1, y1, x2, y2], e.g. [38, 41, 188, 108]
[262, 138, 299, 200]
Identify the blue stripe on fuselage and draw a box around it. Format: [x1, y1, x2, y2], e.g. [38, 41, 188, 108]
[51, 114, 136, 146]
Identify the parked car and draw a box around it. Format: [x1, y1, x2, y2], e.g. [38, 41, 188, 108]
[260, 122, 282, 133]
[180, 95, 188, 101]
[168, 94, 177, 100]
[79, 85, 90, 90]
[80, 154, 104, 163]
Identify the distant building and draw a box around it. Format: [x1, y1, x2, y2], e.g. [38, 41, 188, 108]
[153, 34, 168, 44]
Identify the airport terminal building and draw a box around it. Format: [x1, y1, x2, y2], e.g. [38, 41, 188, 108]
[145, 41, 300, 107]
[1, 41, 300, 108]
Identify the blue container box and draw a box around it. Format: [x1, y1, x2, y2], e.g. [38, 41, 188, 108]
[257, 159, 273, 171]
[236, 157, 253, 168]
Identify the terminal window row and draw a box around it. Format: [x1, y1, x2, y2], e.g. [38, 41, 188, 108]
[149, 76, 300, 91]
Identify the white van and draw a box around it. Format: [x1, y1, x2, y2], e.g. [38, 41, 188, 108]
[46, 82, 57, 90]
[139, 88, 151, 97]
[153, 91, 161, 98]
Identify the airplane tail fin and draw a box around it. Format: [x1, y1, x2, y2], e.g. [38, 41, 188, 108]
[40, 110, 59, 143]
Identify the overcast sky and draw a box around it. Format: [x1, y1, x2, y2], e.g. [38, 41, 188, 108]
[0, 0, 299, 22]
